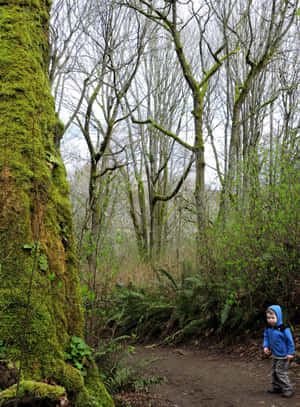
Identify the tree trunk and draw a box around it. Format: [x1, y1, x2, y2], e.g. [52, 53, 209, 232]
[0, 1, 113, 406]
[193, 98, 206, 242]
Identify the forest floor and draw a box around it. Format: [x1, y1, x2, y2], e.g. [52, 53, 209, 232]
[115, 339, 300, 407]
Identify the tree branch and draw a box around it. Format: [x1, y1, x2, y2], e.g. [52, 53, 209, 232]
[153, 155, 195, 204]
[132, 116, 194, 152]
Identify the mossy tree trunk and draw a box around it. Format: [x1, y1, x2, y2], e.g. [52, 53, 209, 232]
[0, 1, 113, 406]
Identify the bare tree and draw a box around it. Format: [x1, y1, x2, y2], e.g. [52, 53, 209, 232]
[49, 0, 89, 143]
[219, 0, 299, 206]
[200, 0, 298, 222]
[57, 0, 150, 339]
[119, 35, 193, 259]
[125, 0, 237, 245]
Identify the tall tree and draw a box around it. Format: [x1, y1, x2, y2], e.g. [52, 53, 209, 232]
[122, 36, 192, 260]
[0, 1, 113, 406]
[126, 0, 236, 244]
[218, 0, 299, 210]
[50, 1, 150, 340]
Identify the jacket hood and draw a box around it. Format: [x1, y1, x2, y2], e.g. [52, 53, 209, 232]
[267, 305, 283, 326]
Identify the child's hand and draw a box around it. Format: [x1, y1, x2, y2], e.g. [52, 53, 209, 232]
[286, 354, 294, 360]
[264, 347, 271, 355]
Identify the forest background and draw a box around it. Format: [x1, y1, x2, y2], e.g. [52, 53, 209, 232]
[54, 0, 300, 343]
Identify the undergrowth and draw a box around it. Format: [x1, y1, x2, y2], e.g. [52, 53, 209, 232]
[81, 166, 299, 346]
[95, 187, 299, 343]
[100, 259, 298, 345]
[94, 336, 165, 395]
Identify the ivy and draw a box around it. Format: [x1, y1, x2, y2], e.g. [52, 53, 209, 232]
[39, 254, 48, 272]
[64, 336, 92, 376]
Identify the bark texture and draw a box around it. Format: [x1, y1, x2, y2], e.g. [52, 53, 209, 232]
[0, 1, 113, 406]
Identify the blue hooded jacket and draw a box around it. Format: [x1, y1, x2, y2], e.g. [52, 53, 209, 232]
[263, 305, 295, 357]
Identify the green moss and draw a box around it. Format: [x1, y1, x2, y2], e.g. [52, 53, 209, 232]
[0, 2, 113, 406]
[85, 361, 114, 407]
[0, 0, 81, 357]
[0, 1, 45, 9]
[0, 380, 66, 406]
[49, 360, 114, 407]
[53, 362, 88, 406]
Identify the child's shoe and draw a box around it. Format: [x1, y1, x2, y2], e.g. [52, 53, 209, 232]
[267, 388, 281, 394]
[281, 390, 294, 398]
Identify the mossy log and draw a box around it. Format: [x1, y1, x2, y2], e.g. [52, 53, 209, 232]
[0, 381, 67, 407]
[0, 1, 113, 406]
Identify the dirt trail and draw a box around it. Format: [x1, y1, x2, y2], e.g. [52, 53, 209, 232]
[128, 344, 300, 407]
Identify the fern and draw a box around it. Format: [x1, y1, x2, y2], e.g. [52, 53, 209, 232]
[156, 268, 178, 290]
[220, 302, 232, 327]
[96, 339, 165, 395]
[134, 375, 166, 389]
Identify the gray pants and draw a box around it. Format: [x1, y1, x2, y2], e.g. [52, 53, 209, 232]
[271, 358, 293, 392]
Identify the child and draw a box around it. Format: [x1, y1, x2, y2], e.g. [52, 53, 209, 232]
[263, 305, 295, 398]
